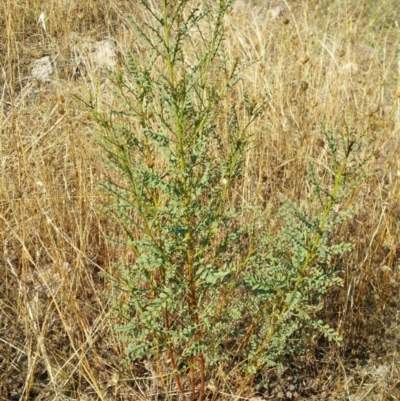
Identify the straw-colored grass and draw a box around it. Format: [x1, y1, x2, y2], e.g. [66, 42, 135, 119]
[1, 0, 400, 399]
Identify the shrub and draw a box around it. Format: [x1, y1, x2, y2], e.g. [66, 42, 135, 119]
[87, 0, 372, 399]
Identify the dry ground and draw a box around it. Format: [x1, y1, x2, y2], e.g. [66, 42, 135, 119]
[1, 0, 400, 400]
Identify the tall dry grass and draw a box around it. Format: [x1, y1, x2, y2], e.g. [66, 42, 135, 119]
[1, 0, 400, 399]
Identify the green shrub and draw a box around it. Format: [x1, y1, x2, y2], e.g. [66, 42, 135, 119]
[87, 1, 372, 399]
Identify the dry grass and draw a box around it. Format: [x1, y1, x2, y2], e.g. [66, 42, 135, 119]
[1, 0, 400, 400]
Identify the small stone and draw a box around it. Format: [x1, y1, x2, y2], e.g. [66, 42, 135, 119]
[375, 364, 390, 379]
[340, 62, 359, 75]
[270, 5, 284, 20]
[31, 56, 53, 82]
[89, 39, 117, 70]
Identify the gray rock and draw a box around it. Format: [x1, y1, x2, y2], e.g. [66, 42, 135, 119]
[270, 5, 284, 20]
[31, 56, 53, 82]
[88, 39, 117, 71]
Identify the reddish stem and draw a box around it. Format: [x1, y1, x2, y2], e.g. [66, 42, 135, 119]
[165, 310, 186, 399]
